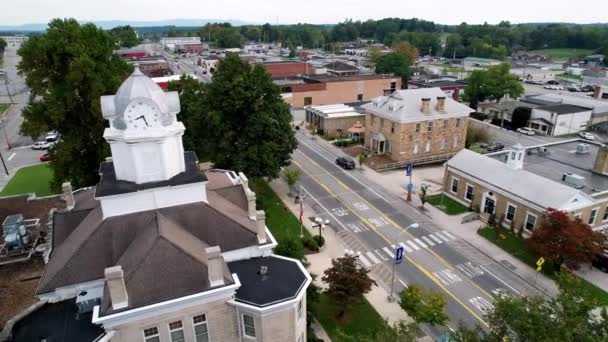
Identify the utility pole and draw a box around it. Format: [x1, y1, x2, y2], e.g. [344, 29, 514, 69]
[0, 149, 8, 176]
[0, 119, 10, 149]
[4, 79, 13, 104]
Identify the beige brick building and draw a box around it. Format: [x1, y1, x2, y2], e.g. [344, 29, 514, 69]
[6, 68, 310, 342]
[361, 88, 474, 168]
[281, 74, 401, 108]
[445, 141, 608, 235]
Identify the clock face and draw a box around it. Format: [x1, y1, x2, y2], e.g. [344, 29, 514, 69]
[125, 101, 161, 130]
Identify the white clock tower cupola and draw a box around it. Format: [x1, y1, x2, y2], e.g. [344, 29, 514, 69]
[101, 67, 186, 184]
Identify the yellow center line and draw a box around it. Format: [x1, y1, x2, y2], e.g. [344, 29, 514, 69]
[295, 150, 497, 301]
[293, 159, 490, 328]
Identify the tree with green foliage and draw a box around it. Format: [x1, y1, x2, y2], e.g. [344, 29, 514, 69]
[322, 254, 377, 317]
[179, 53, 297, 179]
[282, 167, 301, 196]
[399, 284, 449, 326]
[527, 208, 606, 272]
[463, 63, 523, 109]
[0, 37, 6, 53]
[167, 75, 207, 155]
[375, 52, 411, 87]
[337, 320, 418, 342]
[109, 25, 139, 47]
[451, 273, 608, 342]
[216, 27, 243, 48]
[367, 46, 382, 66]
[511, 106, 531, 130]
[273, 236, 305, 261]
[462, 70, 490, 110]
[18, 19, 131, 190]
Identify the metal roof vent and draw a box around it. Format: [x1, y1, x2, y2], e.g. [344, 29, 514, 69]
[562, 172, 585, 189]
[576, 143, 590, 154]
[259, 265, 268, 275]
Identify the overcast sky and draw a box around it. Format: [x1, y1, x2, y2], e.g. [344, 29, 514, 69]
[2, 0, 607, 26]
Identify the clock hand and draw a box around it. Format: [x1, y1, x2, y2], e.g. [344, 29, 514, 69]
[134, 115, 149, 127]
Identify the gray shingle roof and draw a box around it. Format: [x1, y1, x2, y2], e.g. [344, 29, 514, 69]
[447, 149, 594, 210]
[362, 87, 474, 123]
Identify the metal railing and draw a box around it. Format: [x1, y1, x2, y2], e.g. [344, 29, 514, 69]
[369, 152, 457, 172]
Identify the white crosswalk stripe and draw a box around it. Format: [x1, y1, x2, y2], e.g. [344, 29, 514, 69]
[435, 231, 451, 242]
[422, 236, 435, 246]
[442, 230, 456, 240]
[357, 252, 371, 268]
[375, 249, 389, 261]
[383, 247, 394, 258]
[406, 240, 420, 251]
[429, 233, 443, 244]
[398, 242, 413, 253]
[414, 238, 428, 249]
[366, 252, 380, 265]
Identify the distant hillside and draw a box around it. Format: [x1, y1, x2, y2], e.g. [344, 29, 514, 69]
[0, 18, 253, 32]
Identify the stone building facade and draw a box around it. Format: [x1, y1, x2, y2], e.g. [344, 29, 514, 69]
[362, 87, 473, 167]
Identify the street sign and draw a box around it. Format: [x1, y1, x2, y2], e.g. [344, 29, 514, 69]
[405, 163, 412, 176]
[395, 246, 404, 264]
[536, 257, 545, 267]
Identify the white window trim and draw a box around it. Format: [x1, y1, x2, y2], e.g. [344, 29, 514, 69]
[505, 203, 517, 223]
[450, 177, 459, 194]
[242, 313, 256, 339]
[589, 207, 600, 226]
[193, 314, 210, 342]
[142, 327, 160, 342]
[525, 212, 538, 231]
[168, 320, 185, 342]
[602, 206, 608, 223]
[464, 183, 474, 202]
[574, 212, 583, 220]
[425, 140, 431, 153]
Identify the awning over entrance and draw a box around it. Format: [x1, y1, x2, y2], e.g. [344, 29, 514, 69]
[347, 121, 365, 134]
[371, 132, 386, 142]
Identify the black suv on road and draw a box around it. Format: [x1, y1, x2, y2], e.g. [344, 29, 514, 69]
[336, 157, 356, 170]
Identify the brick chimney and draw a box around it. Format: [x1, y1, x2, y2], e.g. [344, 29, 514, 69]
[62, 182, 75, 211]
[256, 210, 267, 244]
[421, 98, 431, 114]
[245, 188, 257, 219]
[104, 266, 128, 310]
[436, 96, 446, 112]
[205, 246, 225, 287]
[593, 145, 608, 175]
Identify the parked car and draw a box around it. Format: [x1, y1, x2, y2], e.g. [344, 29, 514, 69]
[544, 85, 556, 90]
[335, 157, 356, 170]
[31, 141, 50, 150]
[486, 142, 505, 152]
[578, 132, 595, 140]
[581, 85, 595, 92]
[592, 251, 608, 272]
[39, 153, 50, 162]
[555, 85, 565, 90]
[517, 127, 536, 135]
[546, 80, 560, 85]
[45, 131, 59, 142]
[567, 86, 580, 92]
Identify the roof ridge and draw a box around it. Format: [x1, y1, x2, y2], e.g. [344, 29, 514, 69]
[205, 191, 257, 236]
[156, 211, 210, 265]
[120, 213, 163, 283]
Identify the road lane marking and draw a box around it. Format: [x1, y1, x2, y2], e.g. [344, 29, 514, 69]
[435, 232, 451, 242]
[398, 242, 413, 253]
[398, 279, 408, 288]
[414, 238, 428, 249]
[456, 262, 485, 278]
[383, 247, 394, 258]
[298, 186, 348, 231]
[366, 252, 380, 265]
[433, 269, 463, 286]
[479, 265, 521, 295]
[442, 230, 456, 240]
[293, 159, 490, 327]
[429, 233, 444, 244]
[422, 236, 435, 246]
[469, 296, 494, 314]
[375, 249, 389, 261]
[406, 240, 420, 251]
[7, 153, 15, 161]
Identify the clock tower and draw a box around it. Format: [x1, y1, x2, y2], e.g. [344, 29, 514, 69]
[101, 67, 186, 184]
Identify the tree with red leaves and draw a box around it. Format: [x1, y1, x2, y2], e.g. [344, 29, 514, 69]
[322, 254, 377, 318]
[527, 208, 607, 272]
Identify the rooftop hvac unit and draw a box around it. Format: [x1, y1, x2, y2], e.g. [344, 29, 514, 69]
[562, 172, 586, 189]
[2, 214, 30, 255]
[576, 143, 590, 154]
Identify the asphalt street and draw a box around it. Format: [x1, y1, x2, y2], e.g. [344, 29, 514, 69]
[292, 132, 548, 337]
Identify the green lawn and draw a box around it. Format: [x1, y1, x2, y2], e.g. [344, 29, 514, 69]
[251, 178, 312, 242]
[427, 193, 468, 215]
[312, 294, 387, 341]
[0, 164, 54, 197]
[0, 103, 9, 114]
[478, 226, 608, 305]
[556, 72, 583, 80]
[528, 48, 594, 60]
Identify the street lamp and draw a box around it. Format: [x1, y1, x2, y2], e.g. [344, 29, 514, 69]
[389, 222, 419, 302]
[312, 217, 330, 239]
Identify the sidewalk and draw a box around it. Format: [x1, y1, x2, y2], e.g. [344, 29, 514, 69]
[297, 130, 560, 297]
[269, 178, 413, 340]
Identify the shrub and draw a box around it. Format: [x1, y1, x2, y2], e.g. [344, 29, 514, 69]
[274, 237, 305, 260]
[313, 235, 325, 248]
[302, 236, 319, 252]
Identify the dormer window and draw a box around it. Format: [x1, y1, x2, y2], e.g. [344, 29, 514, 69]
[388, 106, 394, 112]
